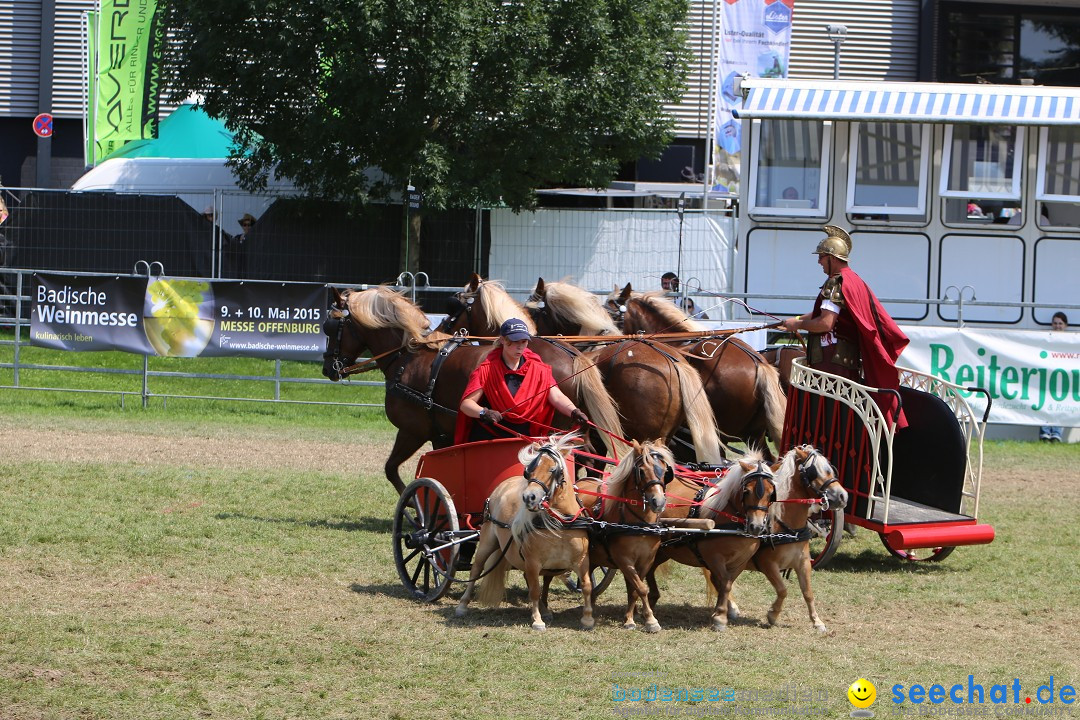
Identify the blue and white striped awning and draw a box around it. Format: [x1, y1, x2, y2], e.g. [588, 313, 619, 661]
[733, 79, 1080, 125]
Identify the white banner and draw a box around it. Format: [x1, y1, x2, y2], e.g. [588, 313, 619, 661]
[899, 326, 1080, 427]
[712, 0, 795, 194]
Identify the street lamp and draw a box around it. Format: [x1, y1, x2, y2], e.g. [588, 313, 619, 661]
[827, 24, 847, 80]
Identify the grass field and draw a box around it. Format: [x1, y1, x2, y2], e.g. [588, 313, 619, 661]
[1, 389, 1078, 720]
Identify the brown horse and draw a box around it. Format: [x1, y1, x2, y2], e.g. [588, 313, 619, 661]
[442, 276, 724, 465]
[320, 286, 623, 493]
[646, 451, 777, 631]
[725, 445, 847, 633]
[454, 432, 594, 631]
[573, 440, 674, 632]
[604, 284, 786, 459]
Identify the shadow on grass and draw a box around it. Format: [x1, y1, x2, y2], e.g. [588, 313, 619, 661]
[215, 512, 392, 533]
[814, 547, 961, 574]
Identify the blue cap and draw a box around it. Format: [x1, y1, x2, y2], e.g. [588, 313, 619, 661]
[499, 318, 531, 341]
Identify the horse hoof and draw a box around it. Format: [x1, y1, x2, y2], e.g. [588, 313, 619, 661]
[541, 611, 554, 623]
[581, 620, 596, 631]
[643, 622, 662, 634]
[454, 606, 468, 618]
[815, 623, 828, 634]
[727, 608, 740, 621]
[767, 613, 779, 626]
[710, 621, 727, 632]
[531, 622, 547, 632]
[622, 622, 637, 631]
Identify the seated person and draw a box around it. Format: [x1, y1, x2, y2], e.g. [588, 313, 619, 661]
[455, 318, 588, 443]
[661, 271, 709, 319]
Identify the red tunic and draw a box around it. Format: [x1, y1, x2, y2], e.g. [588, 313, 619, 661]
[814, 267, 910, 429]
[453, 347, 557, 444]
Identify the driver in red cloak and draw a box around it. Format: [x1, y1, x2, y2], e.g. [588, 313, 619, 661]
[781, 226, 909, 429]
[455, 318, 588, 443]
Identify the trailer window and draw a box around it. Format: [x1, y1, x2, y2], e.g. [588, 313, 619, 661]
[846, 122, 930, 219]
[1035, 126, 1080, 228]
[747, 119, 831, 218]
[940, 124, 1024, 201]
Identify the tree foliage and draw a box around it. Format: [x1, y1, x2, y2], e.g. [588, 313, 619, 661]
[161, 0, 690, 210]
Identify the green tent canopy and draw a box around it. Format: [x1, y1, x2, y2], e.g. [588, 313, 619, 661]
[102, 104, 236, 161]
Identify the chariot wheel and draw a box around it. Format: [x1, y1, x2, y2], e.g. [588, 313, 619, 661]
[878, 534, 956, 562]
[808, 507, 844, 568]
[393, 478, 461, 602]
[563, 566, 618, 598]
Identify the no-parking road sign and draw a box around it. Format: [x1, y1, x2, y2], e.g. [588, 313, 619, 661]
[33, 113, 54, 138]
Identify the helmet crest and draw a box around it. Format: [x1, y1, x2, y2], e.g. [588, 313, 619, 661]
[814, 225, 852, 261]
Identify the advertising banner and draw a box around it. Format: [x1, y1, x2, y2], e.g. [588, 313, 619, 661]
[900, 326, 1080, 427]
[31, 274, 326, 361]
[712, 0, 795, 194]
[94, 0, 164, 159]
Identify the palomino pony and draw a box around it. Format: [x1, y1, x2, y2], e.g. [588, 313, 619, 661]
[604, 284, 786, 459]
[646, 451, 778, 631]
[454, 433, 594, 631]
[320, 286, 622, 493]
[725, 445, 847, 633]
[573, 440, 675, 632]
[442, 275, 723, 465]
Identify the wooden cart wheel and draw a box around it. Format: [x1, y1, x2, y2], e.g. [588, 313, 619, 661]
[878, 534, 956, 562]
[808, 507, 844, 568]
[393, 478, 460, 602]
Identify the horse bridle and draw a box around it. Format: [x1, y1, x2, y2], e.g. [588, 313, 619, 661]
[797, 448, 842, 509]
[618, 449, 675, 522]
[737, 461, 778, 517]
[322, 312, 357, 376]
[437, 292, 474, 334]
[524, 445, 567, 504]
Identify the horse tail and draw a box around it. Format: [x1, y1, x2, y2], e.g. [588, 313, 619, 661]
[672, 356, 723, 465]
[476, 554, 509, 607]
[755, 361, 787, 444]
[572, 354, 625, 461]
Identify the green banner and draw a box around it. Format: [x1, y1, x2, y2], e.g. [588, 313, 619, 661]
[94, 0, 164, 160]
[85, 10, 98, 166]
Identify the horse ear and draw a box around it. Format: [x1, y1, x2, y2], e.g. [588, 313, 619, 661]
[619, 283, 633, 302]
[739, 459, 756, 472]
[468, 273, 481, 291]
[535, 277, 546, 296]
[795, 446, 809, 461]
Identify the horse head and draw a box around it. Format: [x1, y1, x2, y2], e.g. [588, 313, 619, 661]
[731, 457, 778, 536]
[792, 445, 848, 510]
[525, 277, 557, 335]
[603, 283, 633, 330]
[322, 289, 363, 381]
[633, 441, 673, 516]
[519, 433, 582, 514]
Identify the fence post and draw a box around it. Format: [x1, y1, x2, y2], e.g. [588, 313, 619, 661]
[13, 270, 23, 386]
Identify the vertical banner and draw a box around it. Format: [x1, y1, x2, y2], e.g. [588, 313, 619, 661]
[94, 0, 164, 160]
[711, 0, 795, 194]
[84, 10, 99, 166]
[31, 274, 327, 361]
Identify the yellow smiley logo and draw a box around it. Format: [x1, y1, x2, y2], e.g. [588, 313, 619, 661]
[848, 678, 876, 708]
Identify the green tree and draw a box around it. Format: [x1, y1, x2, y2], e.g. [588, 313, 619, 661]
[161, 0, 690, 213]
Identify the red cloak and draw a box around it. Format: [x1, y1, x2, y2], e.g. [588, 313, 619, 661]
[836, 267, 910, 429]
[453, 347, 557, 444]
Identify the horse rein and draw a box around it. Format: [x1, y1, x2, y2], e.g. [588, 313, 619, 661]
[322, 312, 404, 378]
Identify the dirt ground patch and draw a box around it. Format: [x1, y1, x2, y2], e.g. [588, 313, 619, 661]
[0, 416, 417, 478]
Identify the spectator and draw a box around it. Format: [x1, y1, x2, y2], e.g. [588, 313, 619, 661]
[1040, 311, 1069, 442]
[660, 271, 709, 319]
[226, 213, 257, 278]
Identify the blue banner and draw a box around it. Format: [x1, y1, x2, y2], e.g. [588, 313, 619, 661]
[31, 274, 326, 361]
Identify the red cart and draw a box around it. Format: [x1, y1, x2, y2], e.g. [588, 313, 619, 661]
[781, 357, 995, 567]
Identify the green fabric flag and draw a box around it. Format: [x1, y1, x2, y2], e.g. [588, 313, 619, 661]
[94, 0, 164, 160]
[85, 10, 98, 166]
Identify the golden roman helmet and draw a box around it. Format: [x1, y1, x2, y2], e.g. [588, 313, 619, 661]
[813, 225, 852, 261]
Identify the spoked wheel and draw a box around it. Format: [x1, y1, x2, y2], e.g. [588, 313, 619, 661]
[562, 566, 618, 598]
[588, 566, 618, 599]
[808, 507, 844, 568]
[878, 534, 956, 562]
[393, 478, 461, 602]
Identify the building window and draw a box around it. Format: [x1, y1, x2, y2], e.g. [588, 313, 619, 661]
[846, 122, 930, 219]
[1037, 126, 1080, 228]
[747, 119, 830, 218]
[940, 124, 1023, 201]
[939, 3, 1080, 86]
